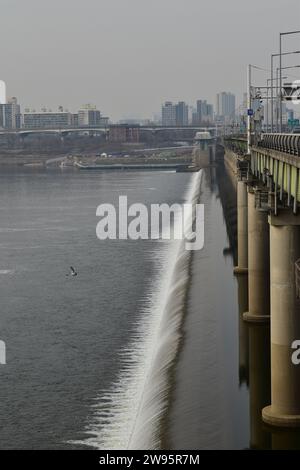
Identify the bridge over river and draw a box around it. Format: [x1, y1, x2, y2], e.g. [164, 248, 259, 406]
[223, 133, 300, 429]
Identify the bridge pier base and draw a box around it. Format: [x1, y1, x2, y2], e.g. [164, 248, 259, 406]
[249, 323, 271, 449]
[243, 190, 270, 323]
[234, 181, 248, 275]
[237, 274, 249, 385]
[262, 214, 300, 427]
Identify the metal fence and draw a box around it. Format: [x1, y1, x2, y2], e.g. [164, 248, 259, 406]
[259, 134, 300, 156]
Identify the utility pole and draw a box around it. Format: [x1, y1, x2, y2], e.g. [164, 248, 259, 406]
[247, 64, 251, 154]
[279, 31, 300, 132]
[270, 50, 300, 133]
[279, 34, 282, 132]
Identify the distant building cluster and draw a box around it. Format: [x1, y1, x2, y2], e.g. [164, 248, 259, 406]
[22, 104, 109, 130]
[192, 100, 214, 125]
[161, 98, 214, 126]
[0, 81, 110, 130]
[1, 78, 258, 135]
[161, 101, 189, 126]
[21, 104, 109, 130]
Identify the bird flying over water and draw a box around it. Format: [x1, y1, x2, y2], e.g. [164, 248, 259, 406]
[66, 266, 78, 277]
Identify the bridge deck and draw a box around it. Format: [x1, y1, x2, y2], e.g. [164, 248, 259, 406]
[224, 134, 300, 205]
[251, 145, 300, 202]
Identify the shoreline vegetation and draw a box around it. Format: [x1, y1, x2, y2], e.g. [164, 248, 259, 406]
[0, 151, 193, 167]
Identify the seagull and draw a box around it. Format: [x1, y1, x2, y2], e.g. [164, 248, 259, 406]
[67, 266, 78, 277]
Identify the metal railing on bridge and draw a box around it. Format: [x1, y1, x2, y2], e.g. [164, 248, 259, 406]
[259, 134, 300, 156]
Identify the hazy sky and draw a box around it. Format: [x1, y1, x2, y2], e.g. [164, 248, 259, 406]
[1, 0, 300, 120]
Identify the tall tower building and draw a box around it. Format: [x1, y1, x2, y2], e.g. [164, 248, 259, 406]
[1, 97, 21, 129]
[216, 92, 236, 120]
[162, 102, 177, 126]
[0, 80, 6, 104]
[176, 101, 189, 126]
[196, 100, 208, 122]
[193, 100, 214, 124]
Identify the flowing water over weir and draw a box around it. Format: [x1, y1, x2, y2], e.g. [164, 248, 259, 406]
[73, 170, 203, 450]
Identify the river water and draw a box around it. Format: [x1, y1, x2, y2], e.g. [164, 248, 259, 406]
[1, 162, 299, 449]
[0, 167, 195, 449]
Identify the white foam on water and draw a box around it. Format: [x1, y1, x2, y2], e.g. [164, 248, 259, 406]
[0, 270, 14, 275]
[0, 228, 37, 233]
[71, 170, 203, 450]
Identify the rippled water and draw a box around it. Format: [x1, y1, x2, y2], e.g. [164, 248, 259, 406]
[2, 163, 299, 450]
[0, 167, 192, 449]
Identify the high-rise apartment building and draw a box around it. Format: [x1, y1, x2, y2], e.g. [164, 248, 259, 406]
[216, 92, 236, 120]
[0, 80, 6, 105]
[162, 101, 189, 126]
[176, 101, 189, 126]
[162, 102, 177, 126]
[0, 97, 21, 129]
[193, 100, 214, 125]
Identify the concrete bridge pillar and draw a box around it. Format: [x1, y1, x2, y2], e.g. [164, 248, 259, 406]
[262, 213, 300, 427]
[234, 181, 248, 274]
[271, 428, 300, 449]
[248, 323, 271, 449]
[243, 190, 270, 323]
[237, 274, 249, 385]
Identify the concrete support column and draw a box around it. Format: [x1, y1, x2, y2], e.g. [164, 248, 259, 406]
[262, 216, 300, 427]
[243, 190, 270, 323]
[237, 274, 249, 385]
[234, 181, 248, 274]
[248, 324, 271, 449]
[271, 429, 300, 450]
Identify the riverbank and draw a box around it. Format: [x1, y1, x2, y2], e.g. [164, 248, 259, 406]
[0, 152, 193, 167]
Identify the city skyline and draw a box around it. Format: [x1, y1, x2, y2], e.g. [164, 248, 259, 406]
[1, 0, 300, 120]
[0, 79, 239, 127]
[1, 84, 297, 130]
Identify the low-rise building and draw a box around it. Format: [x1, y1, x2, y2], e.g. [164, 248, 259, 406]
[78, 104, 100, 127]
[23, 111, 72, 129]
[78, 104, 109, 127]
[109, 125, 140, 143]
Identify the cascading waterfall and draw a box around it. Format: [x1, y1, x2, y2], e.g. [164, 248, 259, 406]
[73, 169, 203, 450]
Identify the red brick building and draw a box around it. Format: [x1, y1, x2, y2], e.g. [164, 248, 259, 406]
[109, 125, 140, 143]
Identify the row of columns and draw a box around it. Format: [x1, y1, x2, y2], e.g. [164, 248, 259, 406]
[235, 180, 300, 427]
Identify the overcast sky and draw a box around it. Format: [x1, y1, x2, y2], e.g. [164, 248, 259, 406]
[1, 0, 300, 120]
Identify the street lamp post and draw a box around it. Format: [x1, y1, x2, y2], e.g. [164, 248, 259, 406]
[276, 65, 300, 130]
[247, 64, 270, 152]
[247, 64, 251, 154]
[271, 50, 300, 132]
[279, 31, 300, 131]
[267, 77, 287, 132]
